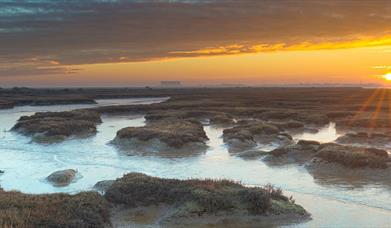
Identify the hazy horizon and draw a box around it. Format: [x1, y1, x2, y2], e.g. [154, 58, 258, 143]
[0, 82, 391, 89]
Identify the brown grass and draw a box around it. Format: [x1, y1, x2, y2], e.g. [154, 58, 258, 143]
[316, 143, 389, 168]
[105, 173, 291, 216]
[12, 110, 102, 143]
[114, 119, 208, 148]
[0, 190, 110, 228]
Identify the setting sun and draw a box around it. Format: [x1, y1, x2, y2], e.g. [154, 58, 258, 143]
[383, 73, 391, 81]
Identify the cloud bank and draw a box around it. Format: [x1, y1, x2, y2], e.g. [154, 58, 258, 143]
[1, 0, 390, 76]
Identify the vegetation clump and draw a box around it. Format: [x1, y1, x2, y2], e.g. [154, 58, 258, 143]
[265, 140, 390, 169]
[112, 119, 208, 155]
[209, 113, 235, 125]
[0, 190, 110, 228]
[272, 121, 305, 130]
[336, 132, 391, 148]
[0, 100, 14, 109]
[223, 121, 292, 152]
[264, 140, 320, 165]
[145, 110, 229, 122]
[258, 111, 329, 126]
[105, 173, 307, 217]
[315, 143, 389, 168]
[12, 110, 102, 143]
[46, 169, 78, 187]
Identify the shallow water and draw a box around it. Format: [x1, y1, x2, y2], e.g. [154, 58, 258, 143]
[292, 122, 341, 143]
[0, 98, 390, 227]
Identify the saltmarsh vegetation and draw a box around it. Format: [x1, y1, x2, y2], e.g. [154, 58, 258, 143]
[223, 121, 293, 152]
[3, 88, 391, 225]
[0, 190, 110, 228]
[315, 143, 389, 169]
[12, 110, 102, 143]
[105, 173, 308, 218]
[0, 173, 309, 227]
[112, 118, 209, 156]
[46, 169, 78, 187]
[336, 132, 391, 148]
[265, 141, 390, 169]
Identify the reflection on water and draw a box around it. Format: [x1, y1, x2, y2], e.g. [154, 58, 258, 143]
[0, 98, 390, 227]
[293, 122, 341, 143]
[282, 191, 391, 228]
[92, 97, 169, 106]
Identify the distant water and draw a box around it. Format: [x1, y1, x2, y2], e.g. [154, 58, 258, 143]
[0, 97, 390, 227]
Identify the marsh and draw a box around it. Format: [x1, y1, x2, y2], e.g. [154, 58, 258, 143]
[0, 88, 390, 227]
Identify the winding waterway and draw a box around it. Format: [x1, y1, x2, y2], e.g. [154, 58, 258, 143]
[0, 98, 390, 227]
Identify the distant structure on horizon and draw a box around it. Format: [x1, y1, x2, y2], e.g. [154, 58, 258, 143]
[160, 81, 182, 87]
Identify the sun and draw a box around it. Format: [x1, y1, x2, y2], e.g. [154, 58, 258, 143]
[383, 73, 391, 81]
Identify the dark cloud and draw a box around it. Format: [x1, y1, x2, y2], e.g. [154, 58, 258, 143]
[0, 0, 390, 76]
[0, 66, 80, 77]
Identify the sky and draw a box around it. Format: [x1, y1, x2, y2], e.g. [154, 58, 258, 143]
[1, 0, 391, 87]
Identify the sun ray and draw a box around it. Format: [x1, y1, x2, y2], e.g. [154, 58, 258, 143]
[388, 90, 391, 130]
[369, 89, 386, 132]
[348, 88, 382, 128]
[334, 91, 360, 108]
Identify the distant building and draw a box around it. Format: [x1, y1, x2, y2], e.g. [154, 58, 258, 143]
[160, 81, 182, 87]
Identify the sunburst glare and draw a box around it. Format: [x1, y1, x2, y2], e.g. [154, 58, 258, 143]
[383, 73, 391, 81]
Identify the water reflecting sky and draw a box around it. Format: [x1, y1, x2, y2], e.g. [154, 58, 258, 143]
[0, 98, 390, 227]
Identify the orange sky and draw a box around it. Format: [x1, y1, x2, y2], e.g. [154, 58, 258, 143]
[3, 43, 391, 87]
[1, 1, 391, 87]
[83, 41, 391, 86]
